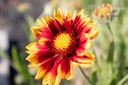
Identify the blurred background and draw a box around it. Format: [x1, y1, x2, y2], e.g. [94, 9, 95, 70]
[0, 0, 128, 85]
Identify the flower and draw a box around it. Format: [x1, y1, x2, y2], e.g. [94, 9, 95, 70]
[71, 0, 82, 10]
[15, 2, 30, 13]
[26, 8, 99, 85]
[93, 4, 113, 19]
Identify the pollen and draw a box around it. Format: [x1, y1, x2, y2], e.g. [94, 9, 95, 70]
[53, 33, 71, 50]
[52, 32, 77, 56]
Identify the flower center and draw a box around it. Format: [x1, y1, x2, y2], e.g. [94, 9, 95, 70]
[52, 32, 76, 56]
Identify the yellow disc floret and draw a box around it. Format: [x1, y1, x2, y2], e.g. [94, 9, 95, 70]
[52, 32, 77, 56]
[54, 33, 71, 50]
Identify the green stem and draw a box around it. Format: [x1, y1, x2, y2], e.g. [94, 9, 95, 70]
[106, 22, 115, 64]
[106, 22, 114, 41]
[118, 74, 128, 85]
[79, 67, 92, 85]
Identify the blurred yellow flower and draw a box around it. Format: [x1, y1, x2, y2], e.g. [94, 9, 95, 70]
[71, 0, 82, 10]
[15, 2, 30, 13]
[93, 4, 113, 19]
[26, 8, 98, 85]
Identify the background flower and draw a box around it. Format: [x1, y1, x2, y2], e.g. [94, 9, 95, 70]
[93, 4, 113, 19]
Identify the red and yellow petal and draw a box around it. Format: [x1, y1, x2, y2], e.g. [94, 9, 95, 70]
[76, 33, 91, 56]
[35, 66, 46, 80]
[26, 50, 53, 64]
[65, 10, 72, 19]
[32, 27, 42, 38]
[54, 8, 64, 18]
[26, 42, 39, 64]
[71, 51, 95, 64]
[53, 19, 66, 31]
[26, 42, 54, 64]
[37, 26, 54, 40]
[89, 29, 99, 39]
[72, 9, 99, 39]
[38, 38, 53, 49]
[39, 57, 61, 85]
[78, 63, 92, 68]
[45, 16, 66, 35]
[71, 51, 95, 68]
[79, 19, 94, 32]
[35, 57, 57, 80]
[48, 58, 61, 85]
[28, 63, 38, 67]
[32, 18, 57, 40]
[55, 17, 73, 32]
[26, 42, 38, 54]
[81, 24, 99, 39]
[36, 19, 46, 28]
[45, 17, 60, 35]
[32, 19, 48, 38]
[72, 9, 87, 33]
[58, 58, 74, 80]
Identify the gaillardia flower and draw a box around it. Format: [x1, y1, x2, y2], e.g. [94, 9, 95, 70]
[26, 9, 99, 85]
[93, 4, 113, 19]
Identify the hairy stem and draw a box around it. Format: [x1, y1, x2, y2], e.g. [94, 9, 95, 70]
[79, 67, 92, 85]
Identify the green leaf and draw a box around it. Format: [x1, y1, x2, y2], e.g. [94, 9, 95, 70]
[118, 74, 128, 85]
[91, 71, 97, 85]
[107, 41, 115, 63]
[11, 45, 21, 70]
[0, 47, 11, 62]
[11, 45, 35, 85]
